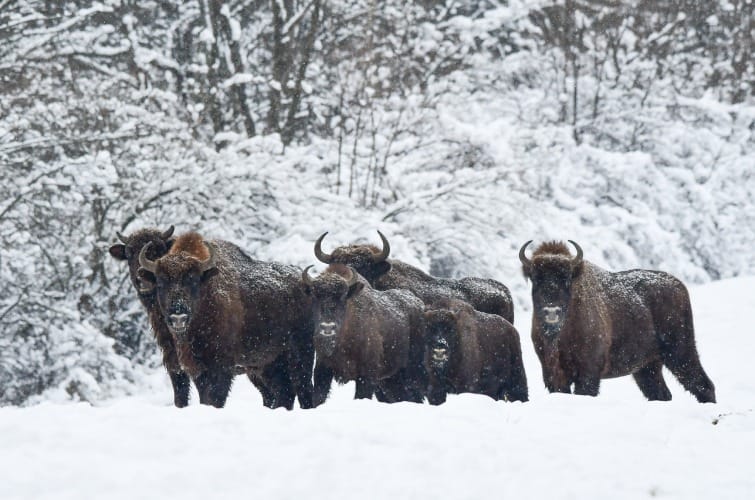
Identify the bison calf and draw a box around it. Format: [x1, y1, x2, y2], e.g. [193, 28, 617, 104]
[302, 264, 426, 404]
[520, 240, 716, 403]
[424, 299, 528, 405]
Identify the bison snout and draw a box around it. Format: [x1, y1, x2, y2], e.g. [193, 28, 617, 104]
[318, 322, 337, 337]
[169, 313, 189, 334]
[543, 306, 562, 324]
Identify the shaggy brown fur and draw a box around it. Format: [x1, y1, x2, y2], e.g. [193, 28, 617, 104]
[520, 240, 716, 403]
[139, 231, 315, 409]
[109, 226, 190, 407]
[303, 264, 426, 404]
[314, 232, 515, 323]
[423, 298, 528, 404]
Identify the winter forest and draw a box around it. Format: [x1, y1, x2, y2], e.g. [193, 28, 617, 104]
[0, 0, 752, 401]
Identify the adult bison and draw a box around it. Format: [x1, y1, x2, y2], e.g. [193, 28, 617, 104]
[109, 225, 192, 407]
[314, 231, 514, 323]
[519, 240, 716, 403]
[423, 298, 528, 405]
[138, 231, 315, 409]
[301, 264, 426, 404]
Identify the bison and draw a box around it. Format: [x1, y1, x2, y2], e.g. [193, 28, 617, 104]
[519, 240, 716, 403]
[301, 264, 426, 404]
[314, 231, 514, 323]
[423, 298, 528, 405]
[109, 225, 192, 407]
[138, 231, 316, 409]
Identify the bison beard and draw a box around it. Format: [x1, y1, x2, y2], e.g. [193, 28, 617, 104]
[138, 232, 316, 409]
[520, 240, 716, 403]
[314, 231, 515, 323]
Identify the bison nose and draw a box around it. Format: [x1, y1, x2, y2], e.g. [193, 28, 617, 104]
[543, 306, 562, 324]
[318, 322, 337, 337]
[169, 313, 189, 331]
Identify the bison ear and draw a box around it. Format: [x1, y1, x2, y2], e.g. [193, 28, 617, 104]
[374, 261, 391, 277]
[109, 244, 127, 261]
[201, 268, 220, 282]
[346, 281, 364, 299]
[572, 261, 584, 279]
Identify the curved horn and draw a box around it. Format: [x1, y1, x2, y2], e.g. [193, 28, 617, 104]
[161, 225, 175, 240]
[519, 240, 533, 269]
[138, 242, 158, 274]
[344, 266, 359, 288]
[314, 232, 333, 264]
[198, 241, 217, 273]
[371, 231, 391, 263]
[568, 240, 583, 267]
[116, 231, 128, 244]
[301, 265, 314, 287]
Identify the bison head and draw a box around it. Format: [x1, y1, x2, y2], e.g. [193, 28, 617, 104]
[423, 309, 458, 370]
[313, 231, 391, 285]
[138, 239, 217, 338]
[301, 264, 364, 357]
[520, 240, 583, 337]
[109, 226, 175, 298]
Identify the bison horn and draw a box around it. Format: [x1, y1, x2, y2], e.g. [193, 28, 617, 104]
[198, 241, 217, 273]
[371, 231, 391, 263]
[344, 266, 359, 288]
[302, 265, 314, 287]
[138, 242, 158, 274]
[314, 232, 333, 263]
[161, 225, 175, 240]
[519, 240, 533, 270]
[116, 231, 128, 244]
[568, 240, 583, 267]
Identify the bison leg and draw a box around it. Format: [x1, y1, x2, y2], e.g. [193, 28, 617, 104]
[248, 357, 296, 410]
[632, 361, 672, 401]
[194, 369, 234, 408]
[312, 363, 334, 407]
[354, 377, 376, 399]
[169, 371, 191, 408]
[573, 371, 600, 397]
[503, 345, 529, 402]
[662, 352, 716, 403]
[427, 386, 447, 405]
[376, 370, 424, 403]
[284, 342, 315, 410]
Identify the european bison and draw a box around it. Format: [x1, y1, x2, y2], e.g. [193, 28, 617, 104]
[423, 298, 528, 405]
[138, 231, 316, 409]
[314, 231, 514, 323]
[109, 225, 191, 407]
[519, 240, 716, 403]
[301, 264, 426, 404]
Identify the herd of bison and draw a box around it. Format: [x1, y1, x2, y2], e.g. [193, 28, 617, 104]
[109, 226, 716, 409]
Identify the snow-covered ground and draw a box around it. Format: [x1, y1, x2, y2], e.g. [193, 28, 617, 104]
[1, 277, 753, 500]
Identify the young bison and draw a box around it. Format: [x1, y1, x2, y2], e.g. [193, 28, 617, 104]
[423, 299, 528, 405]
[138, 231, 315, 409]
[519, 240, 716, 403]
[301, 264, 426, 405]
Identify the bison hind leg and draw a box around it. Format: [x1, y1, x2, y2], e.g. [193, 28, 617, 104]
[632, 361, 672, 401]
[661, 351, 716, 403]
[195, 369, 234, 408]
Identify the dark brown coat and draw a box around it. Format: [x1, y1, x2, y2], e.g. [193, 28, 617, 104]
[139, 232, 315, 409]
[314, 231, 514, 323]
[423, 298, 528, 404]
[302, 264, 426, 404]
[520, 240, 716, 402]
[109, 226, 191, 407]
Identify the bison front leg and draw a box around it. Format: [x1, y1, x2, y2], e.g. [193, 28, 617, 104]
[194, 369, 234, 408]
[312, 363, 334, 407]
[285, 340, 315, 409]
[573, 370, 601, 397]
[169, 371, 191, 408]
[354, 377, 376, 399]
